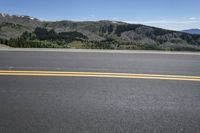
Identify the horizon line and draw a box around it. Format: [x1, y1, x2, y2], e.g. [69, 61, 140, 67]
[0, 12, 199, 31]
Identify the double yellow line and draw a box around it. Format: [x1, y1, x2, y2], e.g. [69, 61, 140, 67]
[0, 70, 200, 82]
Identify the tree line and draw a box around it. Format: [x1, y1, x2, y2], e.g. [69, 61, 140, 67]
[4, 27, 88, 48]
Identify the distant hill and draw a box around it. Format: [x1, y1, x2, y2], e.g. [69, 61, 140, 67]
[182, 29, 200, 35]
[0, 13, 200, 51]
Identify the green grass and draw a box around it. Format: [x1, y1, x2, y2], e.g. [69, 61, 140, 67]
[68, 41, 85, 49]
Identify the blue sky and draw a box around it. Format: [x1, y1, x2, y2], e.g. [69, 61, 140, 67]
[0, 0, 200, 30]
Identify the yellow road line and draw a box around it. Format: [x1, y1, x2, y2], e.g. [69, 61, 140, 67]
[0, 70, 200, 82]
[0, 70, 200, 78]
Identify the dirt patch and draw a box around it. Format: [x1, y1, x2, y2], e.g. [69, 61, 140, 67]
[0, 44, 10, 48]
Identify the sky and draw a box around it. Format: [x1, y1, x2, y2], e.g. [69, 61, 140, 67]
[0, 0, 200, 30]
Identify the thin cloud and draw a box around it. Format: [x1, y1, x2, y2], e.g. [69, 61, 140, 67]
[122, 19, 200, 31]
[124, 20, 199, 24]
[189, 17, 197, 20]
[112, 17, 120, 20]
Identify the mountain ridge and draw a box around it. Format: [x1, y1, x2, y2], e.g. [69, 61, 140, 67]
[182, 29, 200, 35]
[0, 13, 200, 51]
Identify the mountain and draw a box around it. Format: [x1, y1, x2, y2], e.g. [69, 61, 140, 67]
[182, 29, 200, 35]
[0, 13, 42, 39]
[1, 13, 200, 51]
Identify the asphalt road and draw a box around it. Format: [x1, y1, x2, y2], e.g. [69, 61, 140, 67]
[0, 49, 200, 133]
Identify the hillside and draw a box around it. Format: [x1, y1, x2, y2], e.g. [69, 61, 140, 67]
[1, 13, 200, 51]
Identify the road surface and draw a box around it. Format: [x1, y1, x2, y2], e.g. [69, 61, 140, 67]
[0, 49, 200, 133]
